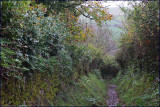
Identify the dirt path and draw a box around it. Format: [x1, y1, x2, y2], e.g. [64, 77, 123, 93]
[106, 85, 119, 106]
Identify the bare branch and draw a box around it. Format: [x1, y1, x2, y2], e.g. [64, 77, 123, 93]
[76, 8, 94, 20]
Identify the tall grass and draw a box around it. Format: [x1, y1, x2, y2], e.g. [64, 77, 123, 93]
[55, 70, 108, 106]
[111, 66, 159, 106]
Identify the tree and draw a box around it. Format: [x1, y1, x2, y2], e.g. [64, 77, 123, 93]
[117, 1, 159, 74]
[35, 1, 113, 25]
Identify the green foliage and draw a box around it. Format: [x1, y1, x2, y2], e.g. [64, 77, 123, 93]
[113, 2, 159, 105]
[37, 1, 113, 26]
[111, 66, 159, 106]
[1, 0, 112, 79]
[1, 72, 60, 106]
[1, 1, 70, 79]
[1, 1, 114, 106]
[87, 44, 104, 59]
[116, 1, 159, 74]
[95, 54, 120, 79]
[55, 73, 107, 106]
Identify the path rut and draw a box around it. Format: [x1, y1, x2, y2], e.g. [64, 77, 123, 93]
[106, 85, 119, 107]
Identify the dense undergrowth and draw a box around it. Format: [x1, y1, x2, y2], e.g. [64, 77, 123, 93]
[1, 1, 114, 106]
[1, 1, 159, 106]
[55, 71, 107, 106]
[111, 66, 159, 106]
[110, 1, 159, 106]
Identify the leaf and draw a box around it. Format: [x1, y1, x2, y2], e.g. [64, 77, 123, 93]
[13, 75, 22, 80]
[3, 48, 15, 55]
[20, 23, 23, 28]
[14, 59, 21, 63]
[22, 67, 29, 71]
[1, 38, 12, 44]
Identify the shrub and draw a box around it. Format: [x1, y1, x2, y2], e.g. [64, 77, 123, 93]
[116, 1, 159, 74]
[1, 1, 115, 106]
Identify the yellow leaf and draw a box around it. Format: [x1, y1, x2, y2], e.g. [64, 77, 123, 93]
[30, 6, 33, 9]
[142, 14, 146, 17]
[140, 24, 144, 27]
[82, 33, 85, 39]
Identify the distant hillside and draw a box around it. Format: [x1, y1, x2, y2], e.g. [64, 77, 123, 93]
[78, 7, 125, 41]
[108, 7, 124, 16]
[102, 7, 125, 40]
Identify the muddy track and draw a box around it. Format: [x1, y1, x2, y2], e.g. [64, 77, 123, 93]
[106, 85, 119, 106]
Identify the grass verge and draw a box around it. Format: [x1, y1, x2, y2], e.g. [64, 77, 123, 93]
[55, 70, 108, 106]
[110, 66, 159, 106]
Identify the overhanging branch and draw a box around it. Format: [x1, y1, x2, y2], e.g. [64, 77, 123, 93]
[76, 8, 94, 20]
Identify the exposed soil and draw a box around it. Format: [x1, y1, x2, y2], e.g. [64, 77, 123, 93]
[106, 85, 119, 106]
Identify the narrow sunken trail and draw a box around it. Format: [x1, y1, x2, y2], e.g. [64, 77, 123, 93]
[106, 85, 119, 106]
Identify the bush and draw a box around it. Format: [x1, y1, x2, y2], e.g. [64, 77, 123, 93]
[1, 1, 116, 106]
[99, 54, 120, 79]
[117, 1, 159, 74]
